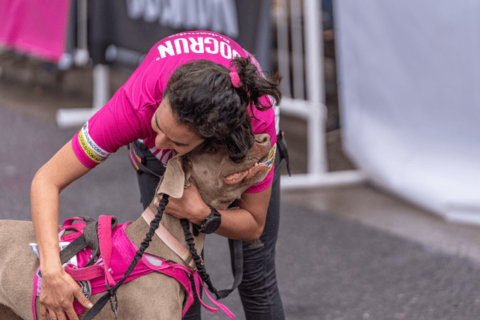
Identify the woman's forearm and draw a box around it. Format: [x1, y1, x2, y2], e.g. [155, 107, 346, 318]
[216, 207, 264, 241]
[30, 140, 91, 273]
[31, 169, 64, 272]
[215, 186, 273, 241]
[216, 185, 272, 241]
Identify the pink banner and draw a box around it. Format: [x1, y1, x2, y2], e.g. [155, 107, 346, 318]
[0, 0, 71, 62]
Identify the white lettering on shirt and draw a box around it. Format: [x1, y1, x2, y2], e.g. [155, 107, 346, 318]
[156, 36, 243, 60]
[157, 40, 175, 58]
[204, 37, 219, 54]
[174, 38, 189, 55]
[189, 37, 204, 54]
[220, 41, 232, 59]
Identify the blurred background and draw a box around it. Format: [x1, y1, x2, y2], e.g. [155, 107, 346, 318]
[1, 0, 480, 319]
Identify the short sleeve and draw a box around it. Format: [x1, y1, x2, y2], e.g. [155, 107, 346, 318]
[72, 46, 168, 168]
[72, 87, 158, 168]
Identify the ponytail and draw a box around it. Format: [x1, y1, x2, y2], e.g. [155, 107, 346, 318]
[229, 56, 282, 119]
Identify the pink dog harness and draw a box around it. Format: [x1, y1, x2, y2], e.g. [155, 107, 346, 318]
[32, 215, 234, 319]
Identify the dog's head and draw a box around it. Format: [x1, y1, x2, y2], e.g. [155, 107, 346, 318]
[157, 134, 272, 209]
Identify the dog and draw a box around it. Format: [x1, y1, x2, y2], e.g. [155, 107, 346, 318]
[0, 134, 273, 320]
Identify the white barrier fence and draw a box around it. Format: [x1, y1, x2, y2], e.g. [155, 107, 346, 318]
[275, 0, 367, 189]
[56, 0, 106, 128]
[334, 0, 480, 224]
[56, 64, 109, 127]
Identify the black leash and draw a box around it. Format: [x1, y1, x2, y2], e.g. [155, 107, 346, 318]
[180, 221, 244, 300]
[180, 219, 221, 299]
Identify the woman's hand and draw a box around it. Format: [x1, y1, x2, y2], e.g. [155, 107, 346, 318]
[39, 267, 93, 320]
[159, 183, 210, 225]
[155, 182, 272, 241]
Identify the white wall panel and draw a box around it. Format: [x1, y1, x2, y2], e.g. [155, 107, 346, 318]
[334, 0, 480, 224]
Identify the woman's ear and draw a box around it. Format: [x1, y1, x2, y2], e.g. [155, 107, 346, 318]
[157, 154, 186, 199]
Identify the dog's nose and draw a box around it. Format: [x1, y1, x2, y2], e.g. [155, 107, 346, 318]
[255, 134, 270, 147]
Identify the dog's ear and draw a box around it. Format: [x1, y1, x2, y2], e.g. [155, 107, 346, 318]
[157, 154, 186, 199]
[183, 158, 192, 189]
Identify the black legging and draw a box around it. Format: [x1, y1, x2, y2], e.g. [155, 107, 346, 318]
[133, 141, 285, 320]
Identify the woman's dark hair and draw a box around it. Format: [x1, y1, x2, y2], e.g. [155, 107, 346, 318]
[163, 57, 282, 162]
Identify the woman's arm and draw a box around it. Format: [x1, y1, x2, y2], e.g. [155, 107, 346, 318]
[164, 183, 272, 242]
[31, 140, 93, 320]
[216, 186, 271, 241]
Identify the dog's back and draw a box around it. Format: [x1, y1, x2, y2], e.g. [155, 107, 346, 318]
[0, 219, 186, 320]
[0, 220, 39, 320]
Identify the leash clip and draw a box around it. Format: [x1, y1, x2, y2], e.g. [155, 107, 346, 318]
[106, 284, 118, 320]
[109, 291, 118, 320]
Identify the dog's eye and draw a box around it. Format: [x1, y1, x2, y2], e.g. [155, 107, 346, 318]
[208, 147, 216, 153]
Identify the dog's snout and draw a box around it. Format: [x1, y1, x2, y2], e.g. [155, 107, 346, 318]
[255, 134, 270, 147]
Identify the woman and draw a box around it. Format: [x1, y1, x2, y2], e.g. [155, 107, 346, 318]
[31, 31, 285, 320]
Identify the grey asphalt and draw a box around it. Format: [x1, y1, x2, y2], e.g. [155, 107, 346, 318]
[1, 101, 480, 320]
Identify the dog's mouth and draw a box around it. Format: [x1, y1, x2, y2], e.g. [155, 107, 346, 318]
[223, 154, 269, 185]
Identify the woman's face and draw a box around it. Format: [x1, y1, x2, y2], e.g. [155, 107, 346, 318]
[151, 98, 204, 154]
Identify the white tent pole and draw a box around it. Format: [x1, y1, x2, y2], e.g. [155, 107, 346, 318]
[304, 0, 326, 174]
[275, 0, 292, 98]
[92, 64, 110, 112]
[56, 64, 109, 128]
[304, 0, 323, 106]
[74, 0, 89, 66]
[291, 0, 305, 100]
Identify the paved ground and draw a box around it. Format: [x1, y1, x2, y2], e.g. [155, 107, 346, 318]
[1, 68, 480, 320]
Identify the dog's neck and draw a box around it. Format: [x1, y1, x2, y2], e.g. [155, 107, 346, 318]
[125, 201, 205, 267]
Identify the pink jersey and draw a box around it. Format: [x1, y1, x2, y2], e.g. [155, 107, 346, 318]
[72, 31, 276, 193]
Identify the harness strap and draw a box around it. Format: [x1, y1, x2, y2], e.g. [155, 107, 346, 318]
[193, 272, 235, 318]
[141, 255, 234, 319]
[98, 215, 116, 287]
[82, 220, 100, 267]
[129, 142, 164, 178]
[276, 130, 291, 176]
[59, 234, 88, 266]
[142, 207, 196, 269]
[65, 264, 105, 281]
[60, 217, 86, 232]
[58, 217, 105, 267]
